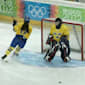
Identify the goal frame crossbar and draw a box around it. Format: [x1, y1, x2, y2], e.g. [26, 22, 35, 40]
[41, 18, 84, 61]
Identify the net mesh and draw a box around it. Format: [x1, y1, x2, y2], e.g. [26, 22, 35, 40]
[41, 18, 85, 60]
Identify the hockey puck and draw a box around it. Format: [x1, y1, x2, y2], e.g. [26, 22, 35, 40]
[58, 81, 62, 84]
[5, 60, 8, 63]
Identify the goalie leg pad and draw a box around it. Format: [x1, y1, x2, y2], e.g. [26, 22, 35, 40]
[60, 46, 71, 62]
[44, 46, 58, 62]
[59, 37, 71, 61]
[60, 47, 66, 61]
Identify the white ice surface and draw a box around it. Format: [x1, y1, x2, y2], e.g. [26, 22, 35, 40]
[0, 23, 85, 85]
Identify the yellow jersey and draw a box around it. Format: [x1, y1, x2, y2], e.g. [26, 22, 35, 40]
[14, 22, 32, 39]
[50, 24, 69, 42]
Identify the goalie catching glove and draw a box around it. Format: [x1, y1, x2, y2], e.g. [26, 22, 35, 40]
[46, 34, 53, 45]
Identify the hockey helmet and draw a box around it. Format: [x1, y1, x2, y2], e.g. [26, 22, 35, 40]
[24, 16, 30, 23]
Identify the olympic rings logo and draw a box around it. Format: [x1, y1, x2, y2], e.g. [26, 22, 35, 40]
[28, 5, 47, 18]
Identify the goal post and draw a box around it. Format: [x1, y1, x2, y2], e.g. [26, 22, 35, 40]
[41, 18, 85, 61]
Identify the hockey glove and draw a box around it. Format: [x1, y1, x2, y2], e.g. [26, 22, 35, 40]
[46, 34, 53, 45]
[13, 20, 17, 26]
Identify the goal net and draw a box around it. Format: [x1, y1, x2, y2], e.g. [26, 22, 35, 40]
[41, 18, 85, 61]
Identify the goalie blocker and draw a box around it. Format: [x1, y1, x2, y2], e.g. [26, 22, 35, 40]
[44, 18, 71, 62]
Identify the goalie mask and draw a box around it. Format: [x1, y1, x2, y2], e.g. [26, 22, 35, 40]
[55, 18, 62, 29]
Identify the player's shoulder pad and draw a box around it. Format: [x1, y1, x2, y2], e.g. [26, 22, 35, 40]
[62, 24, 68, 29]
[17, 22, 24, 27]
[18, 22, 24, 25]
[29, 25, 32, 32]
[61, 24, 66, 27]
[51, 24, 56, 28]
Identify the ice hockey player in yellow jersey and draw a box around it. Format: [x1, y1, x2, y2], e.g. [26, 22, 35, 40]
[1, 16, 32, 60]
[44, 18, 71, 62]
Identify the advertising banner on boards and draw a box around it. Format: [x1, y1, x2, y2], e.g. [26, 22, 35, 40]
[24, 1, 51, 20]
[24, 1, 85, 23]
[51, 5, 85, 22]
[0, 0, 17, 17]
